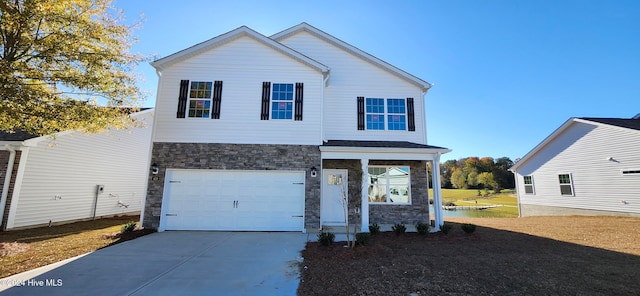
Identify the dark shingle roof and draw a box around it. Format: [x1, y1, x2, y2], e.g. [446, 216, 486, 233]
[0, 130, 38, 141]
[323, 140, 448, 150]
[580, 117, 640, 131]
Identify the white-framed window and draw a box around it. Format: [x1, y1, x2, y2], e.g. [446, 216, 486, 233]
[365, 98, 407, 131]
[187, 81, 212, 118]
[558, 173, 574, 196]
[271, 83, 294, 120]
[523, 175, 535, 194]
[368, 166, 411, 204]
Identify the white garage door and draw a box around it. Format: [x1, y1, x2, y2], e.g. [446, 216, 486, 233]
[160, 170, 305, 231]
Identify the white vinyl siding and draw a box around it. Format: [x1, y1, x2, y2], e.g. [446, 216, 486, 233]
[276, 31, 427, 144]
[153, 35, 323, 145]
[6, 111, 153, 229]
[514, 121, 640, 215]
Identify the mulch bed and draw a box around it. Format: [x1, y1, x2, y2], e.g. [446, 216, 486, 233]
[298, 217, 640, 296]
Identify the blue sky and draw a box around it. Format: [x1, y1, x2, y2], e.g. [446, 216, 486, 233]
[115, 0, 640, 162]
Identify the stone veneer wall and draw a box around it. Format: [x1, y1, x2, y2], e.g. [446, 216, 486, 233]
[144, 143, 321, 230]
[322, 159, 430, 226]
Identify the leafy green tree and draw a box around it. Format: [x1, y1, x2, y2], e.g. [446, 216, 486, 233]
[450, 169, 467, 189]
[0, 0, 145, 136]
[466, 169, 479, 188]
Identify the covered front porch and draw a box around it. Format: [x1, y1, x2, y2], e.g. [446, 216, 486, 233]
[319, 140, 451, 232]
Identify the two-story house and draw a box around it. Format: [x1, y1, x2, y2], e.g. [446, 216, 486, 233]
[142, 23, 450, 233]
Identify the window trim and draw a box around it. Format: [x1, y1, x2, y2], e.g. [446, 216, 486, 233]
[367, 165, 412, 205]
[270, 83, 294, 120]
[187, 81, 213, 118]
[523, 175, 535, 195]
[558, 173, 574, 196]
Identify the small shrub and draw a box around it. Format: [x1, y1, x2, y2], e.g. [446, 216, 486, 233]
[317, 231, 335, 246]
[355, 232, 371, 245]
[444, 201, 456, 207]
[461, 223, 477, 234]
[392, 223, 406, 235]
[440, 223, 453, 234]
[121, 221, 137, 233]
[369, 223, 380, 235]
[415, 222, 430, 235]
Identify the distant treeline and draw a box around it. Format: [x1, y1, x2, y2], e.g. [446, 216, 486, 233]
[438, 157, 515, 191]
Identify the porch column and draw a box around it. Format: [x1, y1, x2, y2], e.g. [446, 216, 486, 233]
[360, 158, 369, 232]
[432, 154, 444, 231]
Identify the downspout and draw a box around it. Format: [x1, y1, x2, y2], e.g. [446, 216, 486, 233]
[0, 145, 17, 228]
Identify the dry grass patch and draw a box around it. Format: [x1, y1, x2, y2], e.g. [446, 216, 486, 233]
[299, 216, 640, 295]
[0, 216, 154, 279]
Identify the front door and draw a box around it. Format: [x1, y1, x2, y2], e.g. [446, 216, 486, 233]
[321, 169, 348, 227]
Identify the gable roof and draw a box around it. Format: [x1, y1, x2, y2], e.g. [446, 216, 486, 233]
[271, 22, 432, 92]
[511, 115, 640, 171]
[150, 25, 329, 74]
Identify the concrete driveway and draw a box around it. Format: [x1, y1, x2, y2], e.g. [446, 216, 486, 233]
[0, 232, 308, 296]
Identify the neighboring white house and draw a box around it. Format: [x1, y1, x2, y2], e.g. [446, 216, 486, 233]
[0, 109, 154, 230]
[511, 115, 640, 217]
[142, 23, 450, 233]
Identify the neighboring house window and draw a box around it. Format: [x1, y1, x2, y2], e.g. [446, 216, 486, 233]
[359, 97, 415, 131]
[261, 82, 303, 120]
[523, 176, 535, 194]
[368, 166, 411, 204]
[558, 174, 574, 196]
[176, 80, 223, 119]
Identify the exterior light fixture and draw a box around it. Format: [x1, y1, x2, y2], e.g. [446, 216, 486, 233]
[151, 163, 159, 175]
[310, 166, 317, 178]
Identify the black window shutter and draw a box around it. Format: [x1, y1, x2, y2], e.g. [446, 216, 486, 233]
[211, 81, 223, 119]
[260, 82, 271, 120]
[177, 80, 189, 118]
[294, 82, 304, 121]
[357, 96, 365, 130]
[407, 97, 415, 131]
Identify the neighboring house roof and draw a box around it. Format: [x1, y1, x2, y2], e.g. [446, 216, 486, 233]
[0, 108, 153, 144]
[150, 25, 330, 75]
[323, 140, 448, 150]
[511, 115, 640, 171]
[271, 22, 432, 92]
[0, 130, 38, 142]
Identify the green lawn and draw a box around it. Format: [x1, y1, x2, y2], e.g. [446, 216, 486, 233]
[429, 188, 519, 217]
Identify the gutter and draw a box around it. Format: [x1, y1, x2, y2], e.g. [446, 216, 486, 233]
[0, 145, 17, 228]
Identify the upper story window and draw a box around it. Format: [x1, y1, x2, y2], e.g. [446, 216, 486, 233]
[366, 98, 385, 130]
[523, 175, 535, 194]
[358, 97, 415, 131]
[176, 80, 223, 119]
[558, 173, 574, 196]
[188, 81, 212, 118]
[271, 83, 294, 120]
[261, 82, 303, 121]
[368, 166, 411, 204]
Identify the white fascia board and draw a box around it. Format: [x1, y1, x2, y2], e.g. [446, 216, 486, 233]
[151, 26, 329, 75]
[320, 146, 451, 161]
[271, 22, 431, 92]
[510, 118, 578, 171]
